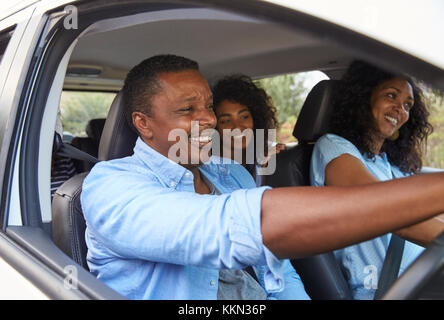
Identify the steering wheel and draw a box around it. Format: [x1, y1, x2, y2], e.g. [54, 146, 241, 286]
[382, 230, 444, 299]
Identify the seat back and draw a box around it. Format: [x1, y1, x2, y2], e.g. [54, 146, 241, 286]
[52, 92, 135, 269]
[70, 118, 106, 172]
[267, 80, 338, 186]
[98, 92, 137, 161]
[52, 172, 89, 269]
[267, 80, 352, 300]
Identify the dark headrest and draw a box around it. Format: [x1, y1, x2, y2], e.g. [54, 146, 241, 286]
[98, 91, 138, 161]
[293, 80, 339, 142]
[85, 118, 106, 146]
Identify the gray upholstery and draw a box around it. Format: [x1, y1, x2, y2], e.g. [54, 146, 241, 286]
[98, 91, 137, 161]
[52, 172, 89, 270]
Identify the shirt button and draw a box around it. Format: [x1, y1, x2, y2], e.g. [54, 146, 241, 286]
[184, 172, 191, 178]
[210, 280, 216, 286]
[169, 181, 176, 187]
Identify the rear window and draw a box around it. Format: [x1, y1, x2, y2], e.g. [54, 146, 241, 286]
[59, 91, 116, 142]
[255, 70, 329, 144]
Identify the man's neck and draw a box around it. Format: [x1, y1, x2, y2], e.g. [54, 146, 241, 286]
[184, 165, 211, 195]
[140, 137, 212, 194]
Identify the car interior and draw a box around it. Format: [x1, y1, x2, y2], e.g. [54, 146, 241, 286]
[7, 1, 444, 300]
[51, 5, 354, 300]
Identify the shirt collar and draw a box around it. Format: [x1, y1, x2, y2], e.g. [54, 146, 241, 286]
[132, 138, 233, 188]
[133, 137, 187, 188]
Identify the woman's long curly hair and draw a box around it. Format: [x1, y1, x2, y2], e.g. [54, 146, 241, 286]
[329, 60, 432, 174]
[212, 74, 279, 158]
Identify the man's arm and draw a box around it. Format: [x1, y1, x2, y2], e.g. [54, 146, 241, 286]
[261, 172, 444, 259]
[324, 154, 444, 247]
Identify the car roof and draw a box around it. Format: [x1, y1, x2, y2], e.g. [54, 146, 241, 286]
[267, 0, 444, 70]
[3, 0, 439, 91]
[63, 5, 352, 91]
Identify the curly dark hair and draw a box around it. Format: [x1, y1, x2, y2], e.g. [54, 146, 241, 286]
[212, 74, 279, 158]
[122, 54, 199, 134]
[329, 60, 432, 174]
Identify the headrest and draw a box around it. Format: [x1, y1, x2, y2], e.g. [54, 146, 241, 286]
[292, 80, 339, 142]
[98, 91, 138, 161]
[85, 118, 106, 146]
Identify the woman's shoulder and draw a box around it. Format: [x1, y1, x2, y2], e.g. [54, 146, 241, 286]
[310, 135, 365, 186]
[314, 134, 362, 156]
[317, 133, 352, 144]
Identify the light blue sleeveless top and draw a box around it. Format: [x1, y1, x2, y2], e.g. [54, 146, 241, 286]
[310, 133, 425, 300]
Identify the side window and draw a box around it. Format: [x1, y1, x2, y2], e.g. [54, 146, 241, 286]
[256, 71, 329, 144]
[59, 91, 116, 142]
[0, 25, 16, 67]
[422, 86, 444, 169]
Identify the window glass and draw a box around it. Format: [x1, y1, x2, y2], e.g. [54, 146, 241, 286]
[59, 91, 116, 142]
[255, 71, 329, 144]
[422, 85, 444, 169]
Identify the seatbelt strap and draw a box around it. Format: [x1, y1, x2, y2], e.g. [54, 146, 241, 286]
[374, 234, 405, 299]
[53, 132, 100, 164]
[57, 142, 100, 164]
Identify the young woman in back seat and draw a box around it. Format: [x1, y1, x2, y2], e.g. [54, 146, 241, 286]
[212, 74, 285, 186]
[310, 60, 444, 299]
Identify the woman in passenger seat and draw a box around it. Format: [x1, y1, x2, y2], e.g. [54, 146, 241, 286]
[212, 74, 285, 186]
[310, 60, 444, 299]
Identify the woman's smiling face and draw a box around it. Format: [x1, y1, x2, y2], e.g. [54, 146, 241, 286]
[369, 77, 414, 143]
[215, 100, 255, 152]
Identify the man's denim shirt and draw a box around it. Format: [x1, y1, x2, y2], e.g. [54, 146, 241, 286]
[81, 137, 309, 300]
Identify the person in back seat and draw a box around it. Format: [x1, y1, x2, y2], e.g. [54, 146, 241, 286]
[212, 74, 285, 187]
[80, 54, 444, 300]
[310, 60, 444, 299]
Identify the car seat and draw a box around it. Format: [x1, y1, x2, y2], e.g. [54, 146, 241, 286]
[70, 118, 106, 172]
[52, 92, 137, 270]
[266, 79, 353, 300]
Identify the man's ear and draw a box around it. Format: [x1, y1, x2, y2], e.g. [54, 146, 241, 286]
[132, 111, 153, 140]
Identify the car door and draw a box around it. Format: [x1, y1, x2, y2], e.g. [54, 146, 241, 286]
[0, 4, 50, 299]
[0, 1, 124, 299]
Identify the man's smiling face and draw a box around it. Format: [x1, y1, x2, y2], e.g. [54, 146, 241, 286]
[132, 70, 216, 167]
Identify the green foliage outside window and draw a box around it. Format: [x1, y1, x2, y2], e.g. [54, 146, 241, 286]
[59, 91, 116, 137]
[59, 74, 444, 169]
